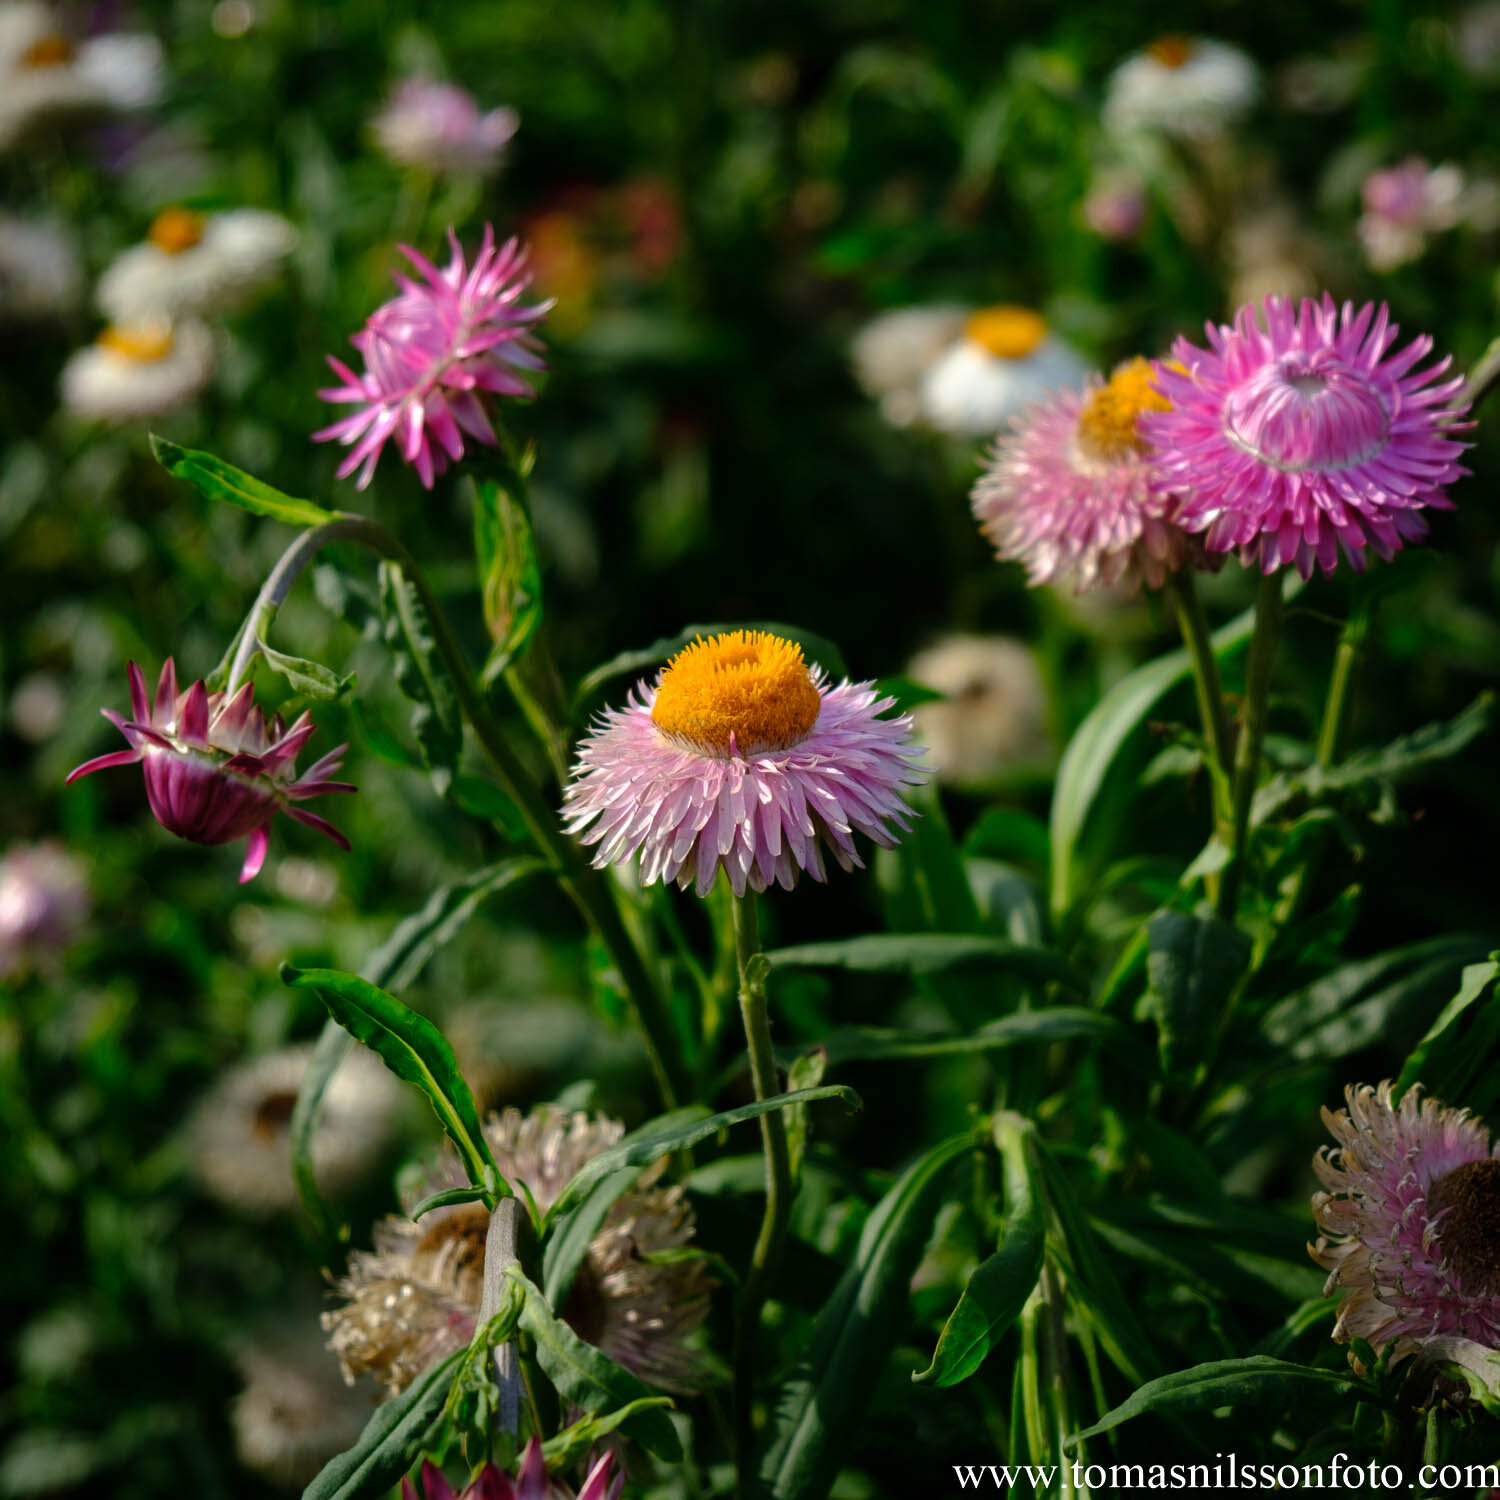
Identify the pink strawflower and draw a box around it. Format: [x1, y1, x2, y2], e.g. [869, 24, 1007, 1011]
[562, 630, 925, 898]
[0, 841, 88, 979]
[314, 225, 548, 489]
[1311, 1081, 1500, 1368]
[371, 78, 519, 178]
[970, 357, 1195, 593]
[1144, 295, 1471, 578]
[66, 661, 354, 883]
[403, 1443, 620, 1500]
[1356, 157, 1465, 272]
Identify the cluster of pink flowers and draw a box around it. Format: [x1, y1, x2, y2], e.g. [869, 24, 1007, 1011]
[972, 292, 1470, 591]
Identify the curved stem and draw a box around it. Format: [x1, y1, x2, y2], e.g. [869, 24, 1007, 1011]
[730, 890, 792, 1495]
[239, 514, 689, 1106]
[1216, 572, 1285, 922]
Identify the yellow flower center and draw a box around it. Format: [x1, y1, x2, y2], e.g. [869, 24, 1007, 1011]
[148, 207, 207, 254]
[965, 305, 1048, 360]
[651, 630, 821, 757]
[19, 34, 75, 68]
[99, 323, 175, 362]
[1146, 35, 1195, 69]
[1076, 357, 1172, 463]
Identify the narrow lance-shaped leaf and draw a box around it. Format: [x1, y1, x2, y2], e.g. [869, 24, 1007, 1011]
[150, 435, 338, 527]
[1140, 910, 1251, 1079]
[282, 964, 503, 1200]
[759, 1133, 975, 1500]
[378, 561, 462, 798]
[1395, 955, 1500, 1105]
[472, 473, 543, 682]
[765, 932, 1084, 990]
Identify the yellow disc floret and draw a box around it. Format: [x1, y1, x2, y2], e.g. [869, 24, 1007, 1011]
[1147, 35, 1195, 69]
[1076, 356, 1172, 463]
[651, 630, 821, 757]
[148, 207, 207, 255]
[965, 305, 1048, 360]
[19, 34, 75, 68]
[99, 322, 175, 362]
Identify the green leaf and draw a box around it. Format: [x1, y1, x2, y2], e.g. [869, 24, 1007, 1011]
[378, 561, 463, 798]
[287, 1019, 354, 1244]
[507, 1268, 682, 1461]
[546, 1087, 861, 1222]
[765, 933, 1083, 990]
[1050, 591, 1272, 920]
[1067, 1356, 1364, 1446]
[1140, 910, 1251, 1078]
[1253, 693, 1495, 824]
[149, 435, 337, 527]
[963, 808, 1051, 869]
[573, 622, 850, 712]
[472, 473, 543, 681]
[257, 642, 353, 702]
[784, 1048, 828, 1185]
[540, 1398, 678, 1471]
[914, 1114, 1042, 1387]
[1395, 956, 1500, 1104]
[301, 1347, 464, 1500]
[760, 1134, 974, 1499]
[410, 1185, 492, 1221]
[541, 1167, 641, 1309]
[282, 965, 502, 1198]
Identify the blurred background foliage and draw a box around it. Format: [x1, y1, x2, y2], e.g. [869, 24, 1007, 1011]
[4, 0, 1500, 1494]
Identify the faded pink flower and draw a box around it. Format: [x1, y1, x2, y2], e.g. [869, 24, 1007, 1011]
[971, 357, 1194, 593]
[371, 78, 519, 178]
[562, 630, 925, 898]
[1357, 158, 1464, 272]
[66, 661, 354, 882]
[0, 841, 88, 978]
[403, 1443, 619, 1500]
[1082, 174, 1147, 242]
[314, 224, 548, 489]
[1311, 1082, 1500, 1368]
[1144, 295, 1470, 578]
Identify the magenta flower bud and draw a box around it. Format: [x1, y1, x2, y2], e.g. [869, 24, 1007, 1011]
[66, 660, 354, 882]
[401, 1441, 620, 1500]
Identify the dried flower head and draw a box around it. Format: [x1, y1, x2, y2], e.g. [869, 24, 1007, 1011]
[324, 1107, 714, 1396]
[1311, 1082, 1500, 1369]
[562, 630, 925, 898]
[66, 660, 354, 882]
[1144, 295, 1470, 578]
[314, 224, 548, 489]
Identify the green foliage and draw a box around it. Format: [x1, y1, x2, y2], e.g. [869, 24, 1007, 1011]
[150, 436, 340, 528]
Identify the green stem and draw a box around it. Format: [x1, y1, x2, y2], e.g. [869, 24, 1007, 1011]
[730, 890, 792, 1495]
[1315, 606, 1368, 768]
[244, 516, 690, 1107]
[1215, 572, 1284, 922]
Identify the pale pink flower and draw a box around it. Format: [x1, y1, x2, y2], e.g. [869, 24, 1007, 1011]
[1082, 174, 1147, 242]
[403, 1443, 620, 1500]
[1357, 158, 1465, 272]
[0, 841, 88, 979]
[371, 78, 519, 178]
[1311, 1082, 1500, 1368]
[971, 357, 1194, 593]
[1144, 295, 1470, 578]
[66, 661, 354, 883]
[562, 630, 925, 898]
[314, 224, 548, 489]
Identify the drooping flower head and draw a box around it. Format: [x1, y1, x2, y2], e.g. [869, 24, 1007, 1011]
[324, 1107, 714, 1397]
[0, 841, 88, 980]
[60, 318, 214, 420]
[562, 630, 926, 898]
[403, 1443, 620, 1500]
[971, 357, 1195, 592]
[1101, 36, 1258, 141]
[314, 224, 548, 489]
[919, 306, 1090, 437]
[1311, 1082, 1500, 1368]
[66, 661, 354, 882]
[371, 77, 519, 177]
[1144, 295, 1471, 578]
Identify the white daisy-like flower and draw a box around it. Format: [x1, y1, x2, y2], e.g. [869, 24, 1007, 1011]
[1102, 37, 1259, 141]
[97, 206, 297, 322]
[0, 2, 163, 150]
[60, 318, 214, 421]
[906, 635, 1052, 786]
[0, 214, 79, 321]
[185, 1043, 404, 1215]
[849, 303, 970, 428]
[918, 306, 1090, 438]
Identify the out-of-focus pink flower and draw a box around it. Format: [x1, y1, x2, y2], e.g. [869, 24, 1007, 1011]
[617, 176, 683, 278]
[1357, 157, 1465, 272]
[563, 630, 925, 898]
[1081, 174, 1147, 242]
[971, 357, 1195, 593]
[1144, 294, 1470, 578]
[314, 225, 548, 489]
[402, 1442, 620, 1500]
[66, 661, 353, 882]
[1312, 1082, 1500, 1370]
[0, 841, 88, 979]
[370, 78, 519, 178]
